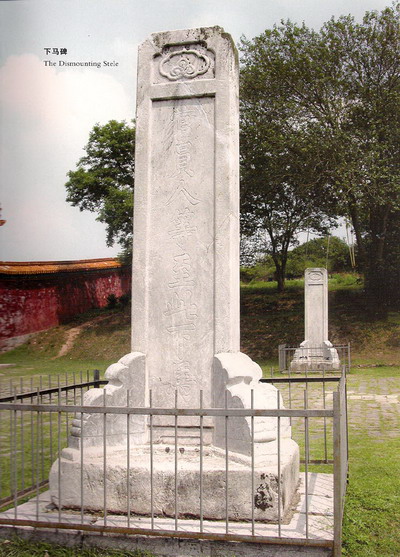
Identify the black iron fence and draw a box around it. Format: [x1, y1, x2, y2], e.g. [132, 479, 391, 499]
[0, 370, 348, 556]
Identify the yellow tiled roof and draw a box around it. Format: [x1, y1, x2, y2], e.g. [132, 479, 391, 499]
[0, 258, 124, 275]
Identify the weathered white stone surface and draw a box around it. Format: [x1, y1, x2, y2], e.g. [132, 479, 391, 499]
[305, 268, 329, 347]
[131, 26, 241, 413]
[1, 473, 333, 556]
[68, 353, 147, 449]
[291, 269, 340, 371]
[49, 26, 299, 520]
[213, 353, 291, 456]
[50, 441, 299, 521]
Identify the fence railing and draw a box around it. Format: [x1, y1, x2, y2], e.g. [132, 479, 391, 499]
[0, 371, 348, 556]
[0, 370, 106, 510]
[0, 370, 105, 403]
[261, 367, 348, 466]
[333, 374, 348, 556]
[278, 343, 351, 373]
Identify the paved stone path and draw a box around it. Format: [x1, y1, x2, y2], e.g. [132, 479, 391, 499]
[346, 375, 400, 440]
[274, 373, 400, 461]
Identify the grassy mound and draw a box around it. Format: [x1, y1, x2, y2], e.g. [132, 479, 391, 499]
[1, 274, 399, 376]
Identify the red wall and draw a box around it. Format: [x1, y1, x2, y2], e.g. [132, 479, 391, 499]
[0, 267, 131, 343]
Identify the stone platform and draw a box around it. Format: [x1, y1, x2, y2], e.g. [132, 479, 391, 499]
[0, 473, 334, 557]
[49, 439, 299, 522]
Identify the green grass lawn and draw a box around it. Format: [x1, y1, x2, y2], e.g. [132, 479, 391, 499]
[342, 374, 400, 556]
[0, 538, 154, 557]
[343, 436, 400, 556]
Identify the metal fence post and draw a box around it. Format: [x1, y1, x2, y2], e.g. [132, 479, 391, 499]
[347, 342, 351, 375]
[333, 390, 342, 557]
[278, 344, 287, 372]
[93, 370, 101, 388]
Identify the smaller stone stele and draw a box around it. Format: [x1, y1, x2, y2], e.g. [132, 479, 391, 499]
[291, 268, 340, 372]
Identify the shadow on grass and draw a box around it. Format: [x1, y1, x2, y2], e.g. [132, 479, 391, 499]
[0, 537, 155, 557]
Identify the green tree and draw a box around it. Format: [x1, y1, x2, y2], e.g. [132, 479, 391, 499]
[240, 24, 338, 291]
[286, 236, 353, 277]
[240, 4, 400, 301]
[319, 6, 400, 300]
[65, 120, 135, 254]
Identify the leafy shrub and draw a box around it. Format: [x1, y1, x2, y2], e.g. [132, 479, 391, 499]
[118, 291, 131, 307]
[287, 236, 353, 275]
[240, 259, 275, 283]
[106, 293, 118, 309]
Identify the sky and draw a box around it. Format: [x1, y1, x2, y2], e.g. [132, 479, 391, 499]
[0, 0, 391, 262]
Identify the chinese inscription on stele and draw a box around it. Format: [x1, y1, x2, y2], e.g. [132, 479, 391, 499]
[163, 104, 203, 402]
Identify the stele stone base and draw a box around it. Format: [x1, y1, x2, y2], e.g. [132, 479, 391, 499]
[49, 439, 299, 522]
[290, 340, 341, 372]
[49, 352, 300, 522]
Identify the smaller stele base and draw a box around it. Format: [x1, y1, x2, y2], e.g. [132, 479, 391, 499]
[290, 341, 341, 373]
[290, 360, 341, 373]
[49, 439, 299, 522]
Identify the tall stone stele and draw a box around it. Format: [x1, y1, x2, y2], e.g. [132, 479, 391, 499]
[50, 27, 299, 521]
[291, 268, 340, 371]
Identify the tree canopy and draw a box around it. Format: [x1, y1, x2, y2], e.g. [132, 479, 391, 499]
[65, 120, 135, 254]
[240, 236, 353, 283]
[240, 3, 400, 299]
[65, 5, 399, 303]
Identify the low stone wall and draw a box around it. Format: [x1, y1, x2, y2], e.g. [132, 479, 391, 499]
[0, 259, 131, 350]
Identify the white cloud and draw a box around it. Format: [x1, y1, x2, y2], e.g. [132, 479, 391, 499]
[0, 53, 133, 261]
